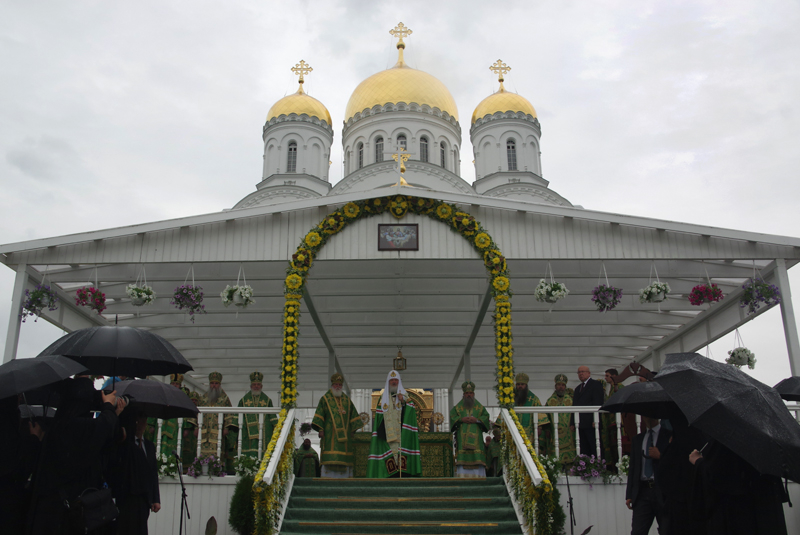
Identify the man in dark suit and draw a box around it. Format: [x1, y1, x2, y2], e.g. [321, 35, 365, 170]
[626, 416, 671, 535]
[571, 366, 604, 457]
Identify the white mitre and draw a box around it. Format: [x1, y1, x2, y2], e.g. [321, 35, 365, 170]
[379, 369, 409, 413]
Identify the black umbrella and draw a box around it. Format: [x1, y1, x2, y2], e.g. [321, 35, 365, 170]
[774, 376, 800, 402]
[36, 326, 192, 379]
[601, 380, 678, 418]
[114, 379, 198, 419]
[0, 355, 88, 400]
[654, 352, 800, 482]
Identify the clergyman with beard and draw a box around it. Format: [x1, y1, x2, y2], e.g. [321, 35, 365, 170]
[311, 373, 362, 478]
[237, 371, 278, 459]
[512, 373, 549, 452]
[294, 438, 320, 477]
[541, 374, 577, 464]
[450, 381, 491, 477]
[199, 371, 236, 473]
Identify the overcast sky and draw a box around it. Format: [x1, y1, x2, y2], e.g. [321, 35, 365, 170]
[2, 1, 799, 388]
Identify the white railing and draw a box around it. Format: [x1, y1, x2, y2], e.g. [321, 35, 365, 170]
[501, 408, 543, 486]
[263, 408, 296, 485]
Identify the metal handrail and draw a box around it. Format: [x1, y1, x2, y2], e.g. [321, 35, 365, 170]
[263, 408, 296, 485]
[501, 408, 542, 486]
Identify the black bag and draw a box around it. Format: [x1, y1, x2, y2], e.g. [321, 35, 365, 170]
[78, 487, 119, 531]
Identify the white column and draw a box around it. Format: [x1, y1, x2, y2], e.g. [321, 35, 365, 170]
[434, 388, 450, 430]
[775, 259, 800, 375]
[3, 263, 27, 363]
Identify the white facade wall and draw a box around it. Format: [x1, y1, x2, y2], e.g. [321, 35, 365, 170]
[262, 117, 333, 182]
[470, 116, 542, 179]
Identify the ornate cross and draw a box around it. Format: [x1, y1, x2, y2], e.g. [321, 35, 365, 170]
[384, 145, 416, 186]
[490, 59, 511, 84]
[291, 60, 313, 84]
[390, 22, 413, 48]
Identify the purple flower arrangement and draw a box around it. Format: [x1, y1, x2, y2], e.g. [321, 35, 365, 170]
[740, 277, 781, 314]
[592, 284, 622, 312]
[171, 284, 206, 322]
[20, 283, 59, 322]
[75, 286, 106, 314]
[568, 454, 613, 487]
[187, 454, 226, 478]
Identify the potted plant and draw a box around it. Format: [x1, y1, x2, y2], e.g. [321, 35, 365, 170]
[126, 283, 156, 306]
[20, 283, 59, 322]
[188, 454, 226, 478]
[639, 281, 670, 303]
[75, 286, 106, 314]
[157, 452, 179, 478]
[535, 279, 569, 304]
[220, 284, 255, 308]
[568, 454, 616, 488]
[740, 277, 781, 314]
[688, 283, 724, 306]
[592, 284, 622, 312]
[172, 284, 206, 321]
[726, 347, 756, 369]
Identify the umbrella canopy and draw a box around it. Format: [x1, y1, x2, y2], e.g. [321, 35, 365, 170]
[774, 376, 800, 402]
[601, 380, 678, 418]
[37, 326, 193, 378]
[114, 379, 198, 419]
[655, 352, 800, 482]
[0, 356, 88, 400]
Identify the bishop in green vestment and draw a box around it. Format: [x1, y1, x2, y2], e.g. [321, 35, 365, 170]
[199, 371, 237, 473]
[294, 438, 320, 477]
[541, 374, 577, 464]
[311, 373, 363, 478]
[236, 371, 278, 459]
[450, 381, 492, 477]
[367, 370, 421, 478]
[514, 373, 550, 453]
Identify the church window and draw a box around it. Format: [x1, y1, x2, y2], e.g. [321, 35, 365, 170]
[420, 137, 428, 162]
[287, 142, 297, 173]
[397, 134, 407, 151]
[440, 141, 446, 169]
[357, 143, 364, 169]
[507, 139, 517, 171]
[375, 137, 384, 163]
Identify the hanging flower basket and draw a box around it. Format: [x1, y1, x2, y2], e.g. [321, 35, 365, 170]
[126, 284, 156, 306]
[20, 284, 59, 322]
[221, 284, 255, 308]
[172, 284, 206, 321]
[592, 284, 622, 312]
[75, 286, 106, 314]
[740, 277, 781, 314]
[688, 283, 724, 306]
[639, 281, 670, 304]
[726, 347, 756, 369]
[535, 279, 569, 304]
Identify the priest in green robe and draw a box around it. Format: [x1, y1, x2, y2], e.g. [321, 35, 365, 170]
[294, 438, 320, 477]
[514, 373, 550, 453]
[367, 370, 421, 478]
[541, 374, 577, 464]
[199, 371, 237, 473]
[311, 373, 363, 478]
[236, 371, 278, 459]
[450, 381, 492, 477]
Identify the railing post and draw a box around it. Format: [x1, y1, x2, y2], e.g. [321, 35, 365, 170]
[553, 409, 560, 458]
[156, 420, 163, 456]
[616, 413, 623, 465]
[196, 412, 203, 460]
[533, 411, 539, 454]
[258, 414, 265, 457]
[217, 411, 224, 458]
[574, 408, 580, 453]
[176, 418, 183, 464]
[237, 413, 244, 458]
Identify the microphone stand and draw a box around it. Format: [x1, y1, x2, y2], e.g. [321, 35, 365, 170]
[174, 450, 190, 535]
[563, 465, 576, 535]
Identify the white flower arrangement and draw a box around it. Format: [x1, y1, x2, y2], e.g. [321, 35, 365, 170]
[126, 283, 156, 306]
[639, 281, 670, 303]
[726, 347, 756, 369]
[617, 454, 630, 476]
[220, 284, 255, 308]
[535, 279, 569, 303]
[157, 452, 179, 478]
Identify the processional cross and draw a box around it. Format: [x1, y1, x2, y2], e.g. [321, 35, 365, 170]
[291, 60, 313, 92]
[490, 59, 511, 90]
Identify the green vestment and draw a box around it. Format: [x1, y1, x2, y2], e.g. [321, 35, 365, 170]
[158, 418, 180, 457]
[311, 391, 362, 468]
[541, 391, 577, 464]
[237, 392, 278, 459]
[181, 417, 198, 467]
[517, 390, 550, 444]
[294, 447, 320, 477]
[200, 389, 237, 472]
[450, 399, 491, 467]
[367, 400, 421, 477]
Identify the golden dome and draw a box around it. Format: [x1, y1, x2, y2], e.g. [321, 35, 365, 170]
[471, 88, 537, 124]
[267, 87, 332, 125]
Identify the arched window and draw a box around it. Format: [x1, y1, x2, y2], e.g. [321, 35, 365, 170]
[287, 142, 297, 173]
[507, 139, 517, 171]
[440, 141, 446, 169]
[419, 137, 428, 162]
[375, 137, 384, 163]
[397, 134, 407, 151]
[357, 143, 364, 169]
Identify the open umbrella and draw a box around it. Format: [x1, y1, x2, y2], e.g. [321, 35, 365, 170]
[654, 352, 800, 482]
[774, 376, 800, 402]
[0, 356, 88, 400]
[36, 326, 192, 379]
[114, 379, 198, 419]
[601, 380, 678, 418]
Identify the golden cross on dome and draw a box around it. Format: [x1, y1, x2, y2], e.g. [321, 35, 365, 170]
[390, 147, 413, 186]
[291, 60, 313, 92]
[390, 22, 413, 48]
[490, 59, 511, 90]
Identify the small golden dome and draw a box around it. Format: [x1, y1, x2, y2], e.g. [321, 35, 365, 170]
[471, 88, 537, 124]
[267, 60, 332, 126]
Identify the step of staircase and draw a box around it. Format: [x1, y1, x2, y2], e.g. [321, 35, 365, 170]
[281, 477, 523, 535]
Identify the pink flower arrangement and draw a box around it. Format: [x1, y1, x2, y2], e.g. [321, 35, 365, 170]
[171, 284, 205, 322]
[75, 286, 106, 314]
[688, 283, 724, 306]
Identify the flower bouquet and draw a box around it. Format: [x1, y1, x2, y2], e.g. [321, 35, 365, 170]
[451, 211, 478, 237]
[568, 454, 615, 487]
[688, 283, 723, 306]
[75, 286, 106, 314]
[232, 455, 259, 477]
[172, 284, 206, 321]
[592, 284, 622, 312]
[726, 347, 756, 369]
[483, 249, 506, 275]
[639, 281, 670, 304]
[291, 248, 313, 272]
[126, 283, 155, 306]
[188, 454, 226, 478]
[20, 284, 59, 322]
[157, 452, 179, 478]
[535, 279, 569, 304]
[740, 278, 781, 314]
[220, 284, 255, 308]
